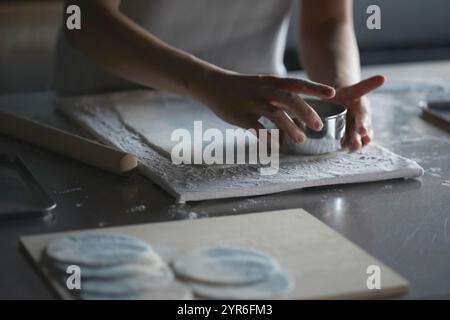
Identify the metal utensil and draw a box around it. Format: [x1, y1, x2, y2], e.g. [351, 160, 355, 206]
[262, 99, 347, 155]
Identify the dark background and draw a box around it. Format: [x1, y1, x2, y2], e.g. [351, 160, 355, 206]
[1, 0, 450, 93]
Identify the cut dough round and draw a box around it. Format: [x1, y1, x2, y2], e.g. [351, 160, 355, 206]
[53, 256, 165, 280]
[81, 281, 192, 300]
[77, 265, 174, 296]
[191, 270, 294, 300]
[46, 233, 153, 266]
[172, 245, 279, 285]
[191, 245, 275, 260]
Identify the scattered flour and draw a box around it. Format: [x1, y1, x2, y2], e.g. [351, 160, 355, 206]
[187, 212, 198, 220]
[425, 167, 442, 178]
[57, 187, 82, 195]
[125, 204, 147, 214]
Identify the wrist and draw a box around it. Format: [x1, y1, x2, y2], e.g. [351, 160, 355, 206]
[188, 61, 234, 104]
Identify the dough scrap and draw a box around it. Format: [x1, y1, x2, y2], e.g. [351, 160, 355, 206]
[46, 233, 153, 266]
[191, 270, 294, 300]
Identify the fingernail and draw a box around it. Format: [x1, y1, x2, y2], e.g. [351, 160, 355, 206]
[295, 133, 305, 144]
[314, 120, 323, 131]
[358, 127, 368, 136]
[325, 87, 336, 97]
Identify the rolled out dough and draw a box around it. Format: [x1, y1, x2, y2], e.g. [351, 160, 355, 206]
[115, 94, 258, 161]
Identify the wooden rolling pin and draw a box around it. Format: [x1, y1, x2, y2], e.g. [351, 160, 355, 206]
[0, 111, 138, 174]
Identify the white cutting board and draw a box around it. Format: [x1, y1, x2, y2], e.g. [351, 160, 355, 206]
[21, 209, 408, 299]
[57, 91, 424, 203]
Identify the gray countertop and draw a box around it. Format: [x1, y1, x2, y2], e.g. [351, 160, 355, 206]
[1, 61, 450, 299]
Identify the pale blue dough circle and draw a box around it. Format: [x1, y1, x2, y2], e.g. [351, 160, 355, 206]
[191, 270, 295, 299]
[53, 260, 163, 280]
[75, 266, 174, 297]
[46, 233, 153, 266]
[198, 245, 275, 260]
[80, 281, 193, 300]
[172, 245, 280, 285]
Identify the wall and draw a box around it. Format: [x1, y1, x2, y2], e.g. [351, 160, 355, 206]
[1, 0, 449, 94]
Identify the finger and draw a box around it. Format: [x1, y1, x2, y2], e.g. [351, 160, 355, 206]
[267, 108, 306, 144]
[362, 134, 371, 146]
[358, 126, 368, 136]
[354, 112, 371, 137]
[349, 131, 363, 151]
[269, 90, 323, 131]
[345, 75, 385, 99]
[268, 77, 335, 98]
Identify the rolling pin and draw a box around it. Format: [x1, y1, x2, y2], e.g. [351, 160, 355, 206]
[0, 111, 138, 174]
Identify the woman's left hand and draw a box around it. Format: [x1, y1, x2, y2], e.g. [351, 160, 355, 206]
[328, 75, 385, 150]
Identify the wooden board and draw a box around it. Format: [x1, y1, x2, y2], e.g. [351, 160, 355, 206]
[21, 209, 408, 299]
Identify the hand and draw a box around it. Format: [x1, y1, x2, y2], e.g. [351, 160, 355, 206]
[198, 72, 336, 143]
[328, 75, 385, 150]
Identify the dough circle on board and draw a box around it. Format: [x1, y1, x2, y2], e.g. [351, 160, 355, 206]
[191, 270, 294, 300]
[81, 281, 193, 300]
[77, 266, 175, 296]
[172, 245, 280, 285]
[46, 233, 154, 266]
[53, 257, 167, 280]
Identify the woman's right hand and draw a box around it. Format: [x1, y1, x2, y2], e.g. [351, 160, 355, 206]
[196, 71, 336, 144]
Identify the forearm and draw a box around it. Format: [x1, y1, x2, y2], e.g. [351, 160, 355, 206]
[65, 1, 226, 99]
[299, 23, 361, 88]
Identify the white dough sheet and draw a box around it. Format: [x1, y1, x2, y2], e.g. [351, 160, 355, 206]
[58, 90, 424, 203]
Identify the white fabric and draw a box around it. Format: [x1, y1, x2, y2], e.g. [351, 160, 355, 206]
[53, 0, 292, 95]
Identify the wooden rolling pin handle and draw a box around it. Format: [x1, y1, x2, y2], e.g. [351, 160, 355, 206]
[0, 111, 138, 175]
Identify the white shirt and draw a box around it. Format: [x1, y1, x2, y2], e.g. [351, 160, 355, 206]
[53, 0, 293, 95]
